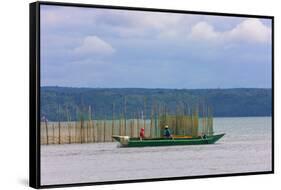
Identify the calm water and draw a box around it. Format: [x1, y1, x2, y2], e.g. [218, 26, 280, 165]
[41, 117, 272, 185]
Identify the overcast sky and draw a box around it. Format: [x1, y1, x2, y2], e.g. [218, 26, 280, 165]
[40, 5, 272, 89]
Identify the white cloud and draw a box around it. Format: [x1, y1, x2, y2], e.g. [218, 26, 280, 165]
[227, 19, 271, 43]
[41, 6, 271, 45]
[41, 6, 98, 27]
[132, 12, 184, 29]
[102, 11, 190, 38]
[74, 36, 115, 55]
[189, 18, 271, 43]
[190, 22, 219, 41]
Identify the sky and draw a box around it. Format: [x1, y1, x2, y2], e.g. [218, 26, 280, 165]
[40, 5, 272, 89]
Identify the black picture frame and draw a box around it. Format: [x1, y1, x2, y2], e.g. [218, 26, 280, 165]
[29, 1, 274, 188]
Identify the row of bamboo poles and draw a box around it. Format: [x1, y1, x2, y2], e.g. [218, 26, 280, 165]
[41, 119, 150, 145]
[41, 103, 213, 145]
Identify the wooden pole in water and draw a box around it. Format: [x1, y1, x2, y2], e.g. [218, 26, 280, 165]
[80, 113, 83, 144]
[96, 121, 99, 142]
[124, 96, 127, 136]
[150, 108, 153, 138]
[92, 107, 95, 142]
[52, 124, 55, 144]
[130, 119, 133, 138]
[86, 106, 90, 143]
[176, 105, 179, 135]
[103, 120, 106, 142]
[204, 107, 206, 135]
[137, 111, 140, 137]
[118, 111, 121, 136]
[204, 104, 207, 135]
[74, 121, 77, 143]
[75, 107, 78, 143]
[58, 121, 61, 144]
[205, 105, 208, 135]
[158, 105, 161, 137]
[92, 120, 95, 142]
[133, 113, 136, 137]
[58, 104, 61, 144]
[44, 119, 49, 145]
[66, 108, 71, 144]
[143, 97, 146, 131]
[85, 122, 88, 143]
[155, 105, 158, 138]
[112, 103, 115, 141]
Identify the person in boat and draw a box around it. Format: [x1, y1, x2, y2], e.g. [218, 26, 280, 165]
[139, 127, 145, 140]
[163, 125, 172, 138]
[201, 133, 207, 139]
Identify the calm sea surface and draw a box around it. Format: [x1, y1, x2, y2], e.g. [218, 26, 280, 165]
[41, 117, 272, 185]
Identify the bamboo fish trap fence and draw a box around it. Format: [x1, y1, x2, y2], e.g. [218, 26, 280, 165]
[40, 105, 214, 145]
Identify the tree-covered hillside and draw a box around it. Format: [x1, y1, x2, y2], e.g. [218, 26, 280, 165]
[40, 87, 272, 121]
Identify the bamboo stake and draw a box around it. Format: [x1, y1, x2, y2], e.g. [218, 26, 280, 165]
[58, 104, 61, 144]
[130, 119, 133, 137]
[80, 116, 83, 144]
[143, 97, 146, 131]
[150, 109, 153, 138]
[112, 103, 115, 141]
[86, 106, 91, 143]
[124, 96, 127, 136]
[93, 120, 95, 142]
[66, 108, 71, 144]
[119, 114, 122, 136]
[92, 107, 95, 142]
[97, 121, 99, 142]
[58, 121, 61, 144]
[103, 120, 106, 142]
[52, 124, 55, 144]
[75, 121, 77, 143]
[44, 118, 49, 145]
[137, 111, 140, 137]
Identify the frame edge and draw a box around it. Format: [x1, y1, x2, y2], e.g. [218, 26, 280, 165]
[31, 1, 275, 188]
[29, 1, 40, 189]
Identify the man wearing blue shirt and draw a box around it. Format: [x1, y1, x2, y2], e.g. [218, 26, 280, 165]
[163, 125, 172, 138]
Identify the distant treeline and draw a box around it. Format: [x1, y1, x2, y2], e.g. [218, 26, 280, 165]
[41, 87, 272, 121]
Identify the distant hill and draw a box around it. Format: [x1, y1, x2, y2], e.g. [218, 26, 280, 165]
[41, 87, 272, 121]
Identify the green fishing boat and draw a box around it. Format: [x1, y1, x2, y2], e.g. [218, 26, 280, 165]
[112, 133, 225, 147]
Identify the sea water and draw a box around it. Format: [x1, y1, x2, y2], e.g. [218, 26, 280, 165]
[41, 117, 272, 185]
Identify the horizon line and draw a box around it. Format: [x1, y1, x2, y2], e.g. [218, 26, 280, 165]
[41, 85, 272, 90]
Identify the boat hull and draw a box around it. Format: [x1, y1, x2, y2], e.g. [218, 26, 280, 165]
[112, 133, 225, 147]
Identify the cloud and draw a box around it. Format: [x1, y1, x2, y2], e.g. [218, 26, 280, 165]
[227, 19, 271, 43]
[94, 10, 190, 38]
[74, 36, 115, 55]
[41, 6, 272, 88]
[41, 5, 271, 44]
[41, 5, 98, 28]
[190, 22, 219, 41]
[190, 18, 271, 44]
